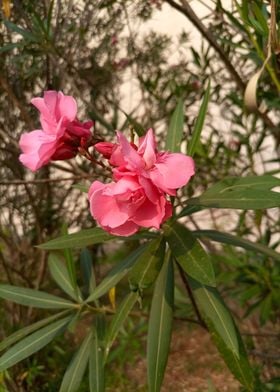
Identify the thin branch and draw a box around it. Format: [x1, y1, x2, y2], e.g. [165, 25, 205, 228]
[165, 0, 245, 91]
[241, 331, 280, 338]
[165, 0, 277, 131]
[176, 261, 207, 329]
[0, 75, 34, 130]
[250, 350, 280, 359]
[0, 175, 92, 186]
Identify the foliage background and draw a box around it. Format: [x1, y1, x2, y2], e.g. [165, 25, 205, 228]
[0, 0, 279, 390]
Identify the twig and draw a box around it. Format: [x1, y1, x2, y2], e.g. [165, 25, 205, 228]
[250, 350, 280, 360]
[164, 0, 277, 132]
[0, 75, 34, 130]
[241, 331, 280, 338]
[165, 0, 245, 91]
[0, 175, 92, 186]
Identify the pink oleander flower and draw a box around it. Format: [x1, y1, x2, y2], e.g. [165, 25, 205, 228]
[19, 91, 93, 171]
[106, 128, 195, 196]
[89, 129, 195, 236]
[88, 176, 172, 236]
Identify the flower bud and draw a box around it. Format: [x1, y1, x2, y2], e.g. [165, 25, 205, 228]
[95, 142, 116, 159]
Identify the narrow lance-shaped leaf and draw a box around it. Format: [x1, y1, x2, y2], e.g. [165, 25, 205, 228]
[46, 0, 55, 34]
[39, 227, 156, 250]
[188, 276, 239, 357]
[0, 42, 23, 53]
[48, 253, 81, 301]
[105, 292, 138, 359]
[89, 317, 105, 392]
[128, 238, 166, 291]
[207, 318, 256, 391]
[86, 244, 148, 303]
[177, 204, 203, 218]
[120, 110, 145, 137]
[0, 315, 73, 372]
[61, 224, 78, 293]
[188, 175, 280, 210]
[4, 20, 38, 41]
[59, 329, 92, 392]
[80, 248, 96, 298]
[164, 222, 216, 287]
[193, 229, 280, 261]
[0, 310, 70, 352]
[39, 227, 113, 250]
[165, 98, 184, 152]
[147, 253, 174, 392]
[187, 81, 210, 156]
[251, 3, 269, 35]
[0, 284, 77, 309]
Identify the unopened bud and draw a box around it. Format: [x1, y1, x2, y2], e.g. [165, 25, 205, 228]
[95, 142, 116, 159]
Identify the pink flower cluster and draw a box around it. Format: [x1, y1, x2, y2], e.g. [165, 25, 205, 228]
[89, 130, 195, 236]
[19, 91, 195, 236]
[19, 91, 93, 171]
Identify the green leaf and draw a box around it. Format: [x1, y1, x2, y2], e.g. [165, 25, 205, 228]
[39, 228, 113, 250]
[105, 292, 138, 358]
[259, 294, 272, 325]
[165, 98, 184, 152]
[61, 225, 78, 292]
[177, 205, 203, 218]
[72, 183, 89, 193]
[80, 249, 96, 298]
[222, 7, 247, 33]
[209, 320, 255, 391]
[120, 110, 145, 137]
[0, 310, 70, 352]
[46, 0, 55, 34]
[128, 238, 166, 291]
[188, 175, 280, 209]
[4, 20, 38, 42]
[0, 284, 77, 309]
[187, 81, 210, 156]
[0, 43, 23, 53]
[164, 222, 216, 287]
[39, 228, 155, 250]
[252, 3, 269, 35]
[147, 254, 174, 392]
[89, 318, 105, 392]
[86, 245, 148, 303]
[249, 16, 267, 36]
[234, 0, 249, 23]
[193, 230, 280, 261]
[59, 330, 92, 392]
[188, 277, 239, 357]
[0, 315, 73, 372]
[48, 253, 81, 301]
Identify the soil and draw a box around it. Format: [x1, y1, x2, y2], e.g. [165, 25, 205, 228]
[125, 322, 240, 392]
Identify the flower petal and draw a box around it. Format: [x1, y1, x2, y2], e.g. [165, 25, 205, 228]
[19, 130, 57, 171]
[106, 221, 139, 236]
[137, 128, 157, 169]
[117, 131, 144, 170]
[138, 176, 160, 204]
[132, 195, 169, 229]
[150, 153, 195, 190]
[57, 92, 77, 122]
[88, 182, 129, 228]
